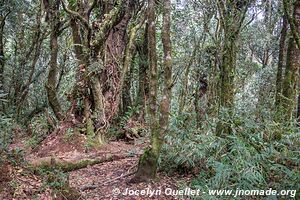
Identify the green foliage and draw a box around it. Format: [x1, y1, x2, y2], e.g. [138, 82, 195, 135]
[7, 148, 25, 166]
[63, 127, 74, 142]
[107, 127, 124, 140]
[0, 115, 13, 155]
[161, 111, 299, 198]
[0, 88, 8, 103]
[161, 112, 214, 173]
[25, 115, 49, 149]
[109, 105, 146, 140]
[119, 106, 141, 127]
[39, 167, 69, 190]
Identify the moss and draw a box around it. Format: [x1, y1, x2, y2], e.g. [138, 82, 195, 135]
[30, 156, 114, 173]
[132, 147, 159, 183]
[58, 158, 111, 172]
[86, 118, 95, 137]
[56, 185, 82, 200]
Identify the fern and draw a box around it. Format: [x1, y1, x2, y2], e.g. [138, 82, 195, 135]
[160, 111, 299, 198]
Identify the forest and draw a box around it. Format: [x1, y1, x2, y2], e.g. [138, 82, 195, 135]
[0, 0, 299, 199]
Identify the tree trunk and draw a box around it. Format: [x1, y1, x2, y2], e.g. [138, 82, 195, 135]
[61, 0, 137, 138]
[284, 0, 300, 50]
[275, 15, 288, 108]
[121, 67, 133, 115]
[215, 31, 238, 136]
[133, 0, 159, 182]
[136, 24, 149, 122]
[281, 2, 300, 121]
[134, 0, 172, 182]
[178, 43, 197, 114]
[216, 0, 249, 136]
[0, 12, 9, 92]
[0, 11, 10, 111]
[119, 15, 145, 116]
[45, 0, 64, 120]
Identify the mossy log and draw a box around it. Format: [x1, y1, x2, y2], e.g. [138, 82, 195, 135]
[28, 154, 127, 172]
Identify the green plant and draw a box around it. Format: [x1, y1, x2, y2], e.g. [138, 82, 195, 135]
[0, 115, 13, 162]
[63, 128, 74, 142]
[25, 115, 49, 149]
[161, 112, 299, 199]
[24, 135, 39, 149]
[7, 148, 25, 166]
[38, 166, 81, 199]
[119, 106, 141, 128]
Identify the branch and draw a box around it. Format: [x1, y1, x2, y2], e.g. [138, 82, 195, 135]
[236, 3, 251, 34]
[60, 0, 91, 31]
[283, 0, 300, 50]
[121, 11, 146, 88]
[216, 0, 226, 29]
[91, 0, 124, 56]
[240, 13, 256, 31]
[0, 10, 11, 28]
[87, 0, 98, 17]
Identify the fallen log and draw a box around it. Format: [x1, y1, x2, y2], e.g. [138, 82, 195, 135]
[28, 154, 132, 172]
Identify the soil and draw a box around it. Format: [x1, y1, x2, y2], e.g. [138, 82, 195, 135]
[0, 131, 190, 200]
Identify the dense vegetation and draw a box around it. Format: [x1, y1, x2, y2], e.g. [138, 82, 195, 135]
[0, 0, 299, 199]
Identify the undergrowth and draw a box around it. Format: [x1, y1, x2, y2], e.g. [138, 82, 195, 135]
[37, 165, 81, 199]
[160, 111, 300, 199]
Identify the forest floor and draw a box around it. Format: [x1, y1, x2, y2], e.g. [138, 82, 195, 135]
[0, 131, 190, 200]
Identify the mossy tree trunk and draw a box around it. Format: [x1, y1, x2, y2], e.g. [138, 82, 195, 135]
[118, 15, 145, 116]
[121, 67, 133, 115]
[275, 15, 288, 108]
[61, 1, 137, 139]
[284, 0, 300, 50]
[45, 0, 64, 120]
[280, 1, 300, 121]
[216, 0, 250, 136]
[0, 10, 10, 111]
[136, 24, 149, 122]
[178, 42, 197, 114]
[134, 0, 172, 182]
[133, 0, 159, 182]
[0, 11, 10, 94]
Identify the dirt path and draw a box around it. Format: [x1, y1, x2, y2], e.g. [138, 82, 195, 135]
[2, 133, 185, 200]
[69, 156, 179, 200]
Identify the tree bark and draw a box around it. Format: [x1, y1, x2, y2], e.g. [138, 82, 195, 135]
[0, 12, 10, 92]
[281, 2, 300, 121]
[216, 0, 249, 136]
[275, 15, 288, 108]
[45, 0, 64, 120]
[136, 24, 149, 122]
[121, 67, 133, 115]
[61, 0, 137, 137]
[134, 0, 172, 182]
[133, 0, 159, 182]
[119, 14, 145, 115]
[0, 11, 10, 111]
[283, 0, 300, 50]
